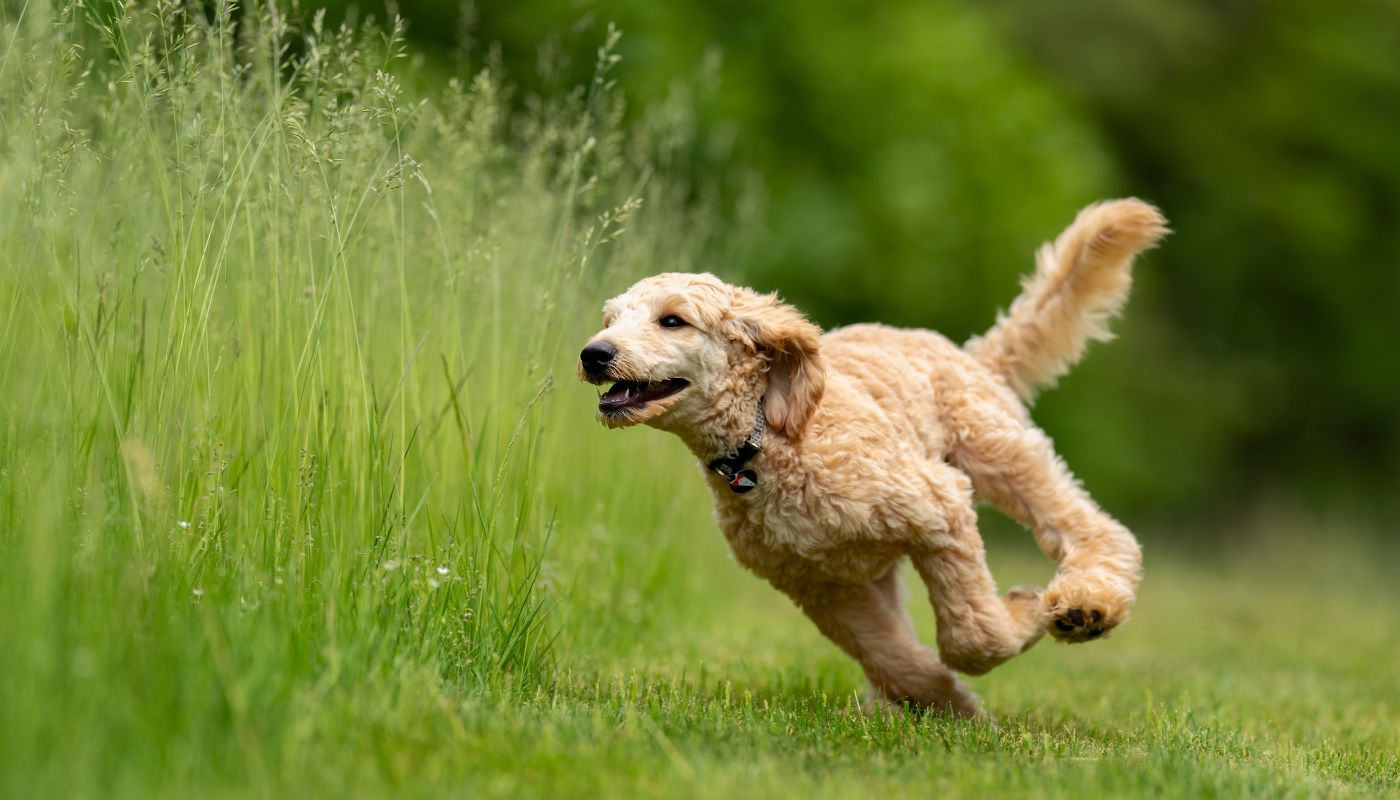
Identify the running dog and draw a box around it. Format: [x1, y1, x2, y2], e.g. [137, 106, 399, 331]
[578, 199, 1168, 716]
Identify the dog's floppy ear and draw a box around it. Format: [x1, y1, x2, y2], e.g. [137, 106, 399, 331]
[730, 290, 826, 437]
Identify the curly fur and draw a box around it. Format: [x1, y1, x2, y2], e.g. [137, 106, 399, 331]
[580, 199, 1169, 717]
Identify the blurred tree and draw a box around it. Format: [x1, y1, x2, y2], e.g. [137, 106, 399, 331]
[988, 0, 1400, 518]
[312, 0, 1400, 525]
[328, 0, 1113, 329]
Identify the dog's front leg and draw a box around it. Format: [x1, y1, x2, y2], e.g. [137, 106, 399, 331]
[775, 567, 982, 717]
[903, 463, 1045, 675]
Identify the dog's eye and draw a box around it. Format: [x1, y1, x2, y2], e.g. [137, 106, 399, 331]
[658, 315, 687, 329]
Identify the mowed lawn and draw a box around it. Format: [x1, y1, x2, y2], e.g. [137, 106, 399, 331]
[412, 525, 1399, 799]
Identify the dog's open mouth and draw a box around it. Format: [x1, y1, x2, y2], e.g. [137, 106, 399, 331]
[598, 378, 689, 414]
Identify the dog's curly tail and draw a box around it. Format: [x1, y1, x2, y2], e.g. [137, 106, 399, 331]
[966, 198, 1169, 404]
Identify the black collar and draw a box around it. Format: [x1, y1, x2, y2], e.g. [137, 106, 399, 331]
[707, 405, 765, 494]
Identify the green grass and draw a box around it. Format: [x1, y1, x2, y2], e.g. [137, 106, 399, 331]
[1, 2, 1396, 798]
[238, 528, 1398, 799]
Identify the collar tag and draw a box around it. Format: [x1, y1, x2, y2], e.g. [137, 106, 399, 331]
[728, 469, 758, 493]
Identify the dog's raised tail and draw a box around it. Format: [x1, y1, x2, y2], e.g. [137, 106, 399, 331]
[966, 199, 1169, 403]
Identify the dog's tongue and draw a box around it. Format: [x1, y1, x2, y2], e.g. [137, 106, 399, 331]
[603, 381, 639, 401]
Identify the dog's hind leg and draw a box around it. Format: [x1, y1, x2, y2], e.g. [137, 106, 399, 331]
[779, 567, 982, 717]
[947, 395, 1142, 643]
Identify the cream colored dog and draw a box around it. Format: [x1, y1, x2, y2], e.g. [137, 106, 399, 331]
[579, 199, 1168, 716]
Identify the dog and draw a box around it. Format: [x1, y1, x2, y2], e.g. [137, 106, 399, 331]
[579, 199, 1168, 716]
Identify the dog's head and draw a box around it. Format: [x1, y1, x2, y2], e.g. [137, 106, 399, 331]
[578, 273, 825, 439]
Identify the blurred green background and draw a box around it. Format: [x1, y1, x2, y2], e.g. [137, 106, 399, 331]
[341, 0, 1399, 525]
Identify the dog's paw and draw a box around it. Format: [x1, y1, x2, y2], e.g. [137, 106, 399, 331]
[1040, 570, 1135, 643]
[1047, 604, 1110, 642]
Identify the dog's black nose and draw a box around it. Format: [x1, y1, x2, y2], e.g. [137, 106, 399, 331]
[580, 341, 618, 373]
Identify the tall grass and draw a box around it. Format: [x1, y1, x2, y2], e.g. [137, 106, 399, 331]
[0, 1, 717, 793]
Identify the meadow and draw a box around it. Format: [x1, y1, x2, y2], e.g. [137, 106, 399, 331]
[0, 3, 1396, 797]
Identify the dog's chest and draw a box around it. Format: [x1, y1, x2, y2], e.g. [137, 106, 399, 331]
[710, 488, 902, 585]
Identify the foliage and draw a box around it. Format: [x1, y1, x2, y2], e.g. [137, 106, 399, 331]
[990, 0, 1400, 513]
[375, 0, 1400, 520]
